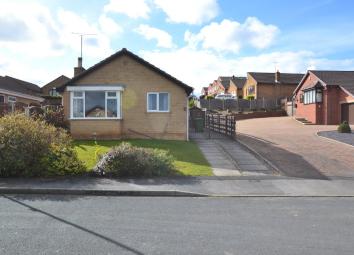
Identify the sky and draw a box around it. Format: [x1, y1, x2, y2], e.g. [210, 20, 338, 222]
[1, 0, 354, 93]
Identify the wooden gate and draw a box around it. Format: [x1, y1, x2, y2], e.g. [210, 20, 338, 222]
[205, 113, 236, 138]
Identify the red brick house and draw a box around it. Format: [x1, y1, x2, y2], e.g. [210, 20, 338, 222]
[200, 87, 208, 98]
[207, 76, 246, 98]
[208, 79, 225, 96]
[294, 70, 354, 124]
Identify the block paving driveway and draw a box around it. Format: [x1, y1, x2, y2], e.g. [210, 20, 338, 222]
[236, 117, 354, 179]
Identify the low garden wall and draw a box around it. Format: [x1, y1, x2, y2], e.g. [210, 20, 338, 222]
[232, 110, 287, 120]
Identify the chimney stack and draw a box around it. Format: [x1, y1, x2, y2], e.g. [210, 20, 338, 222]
[275, 70, 280, 83]
[74, 57, 85, 77]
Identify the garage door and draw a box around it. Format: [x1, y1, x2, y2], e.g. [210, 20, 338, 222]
[341, 103, 354, 124]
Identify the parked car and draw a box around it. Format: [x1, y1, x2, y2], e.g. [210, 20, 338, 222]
[215, 94, 236, 100]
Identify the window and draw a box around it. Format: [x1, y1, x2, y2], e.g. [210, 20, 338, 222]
[71, 91, 121, 119]
[49, 87, 59, 97]
[303, 89, 320, 104]
[0, 95, 4, 103]
[72, 92, 84, 118]
[316, 90, 323, 103]
[8, 96, 16, 103]
[147, 92, 169, 112]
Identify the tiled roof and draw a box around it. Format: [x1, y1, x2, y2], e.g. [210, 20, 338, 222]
[41, 75, 70, 96]
[58, 48, 193, 95]
[0, 76, 41, 96]
[310, 70, 354, 95]
[231, 76, 247, 89]
[42, 75, 70, 91]
[216, 76, 230, 89]
[249, 72, 304, 85]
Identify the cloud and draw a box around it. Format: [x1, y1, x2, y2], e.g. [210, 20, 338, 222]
[135, 24, 175, 48]
[104, 0, 150, 19]
[0, 2, 64, 57]
[57, 9, 116, 57]
[153, 0, 219, 25]
[0, 2, 122, 59]
[185, 17, 279, 53]
[0, 16, 30, 41]
[139, 48, 354, 94]
[0, 1, 122, 84]
[99, 14, 123, 36]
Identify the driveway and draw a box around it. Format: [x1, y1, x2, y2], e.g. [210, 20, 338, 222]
[236, 117, 354, 179]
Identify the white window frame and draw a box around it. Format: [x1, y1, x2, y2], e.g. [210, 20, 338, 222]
[8, 96, 16, 103]
[0, 95, 5, 103]
[147, 92, 170, 112]
[304, 89, 317, 105]
[70, 90, 122, 120]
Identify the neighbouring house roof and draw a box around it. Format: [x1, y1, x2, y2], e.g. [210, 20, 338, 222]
[294, 70, 354, 96]
[217, 76, 247, 90]
[310, 70, 354, 96]
[218, 76, 232, 90]
[201, 87, 208, 93]
[0, 75, 41, 96]
[230, 76, 247, 89]
[248, 72, 304, 85]
[58, 48, 193, 95]
[42, 75, 70, 94]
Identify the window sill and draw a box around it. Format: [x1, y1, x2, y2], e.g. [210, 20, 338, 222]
[70, 118, 122, 120]
[146, 111, 170, 113]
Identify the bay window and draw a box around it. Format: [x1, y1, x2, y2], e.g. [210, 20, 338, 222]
[147, 92, 169, 112]
[70, 88, 122, 119]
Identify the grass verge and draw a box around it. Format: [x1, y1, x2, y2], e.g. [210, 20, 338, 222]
[74, 139, 212, 176]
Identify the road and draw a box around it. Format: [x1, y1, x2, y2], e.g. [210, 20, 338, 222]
[1, 195, 354, 255]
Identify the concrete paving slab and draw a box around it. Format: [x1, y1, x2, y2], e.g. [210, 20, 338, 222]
[239, 164, 269, 171]
[192, 131, 275, 177]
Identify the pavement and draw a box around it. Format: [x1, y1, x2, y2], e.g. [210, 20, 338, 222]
[1, 195, 354, 255]
[236, 116, 354, 178]
[3, 176, 354, 196]
[317, 130, 354, 147]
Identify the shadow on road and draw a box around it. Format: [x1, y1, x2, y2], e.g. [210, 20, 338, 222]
[2, 195, 145, 255]
[237, 133, 329, 180]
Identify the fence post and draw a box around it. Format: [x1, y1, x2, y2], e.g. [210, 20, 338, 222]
[218, 114, 220, 133]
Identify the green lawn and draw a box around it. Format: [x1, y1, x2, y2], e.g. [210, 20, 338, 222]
[74, 139, 212, 176]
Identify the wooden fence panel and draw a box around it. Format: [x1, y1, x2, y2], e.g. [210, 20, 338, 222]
[205, 113, 236, 138]
[199, 98, 282, 112]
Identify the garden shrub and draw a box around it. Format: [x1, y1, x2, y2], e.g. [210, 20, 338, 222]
[30, 106, 67, 129]
[94, 142, 175, 177]
[0, 113, 85, 177]
[337, 121, 352, 133]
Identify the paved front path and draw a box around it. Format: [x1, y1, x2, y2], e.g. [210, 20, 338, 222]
[237, 117, 354, 178]
[190, 131, 274, 176]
